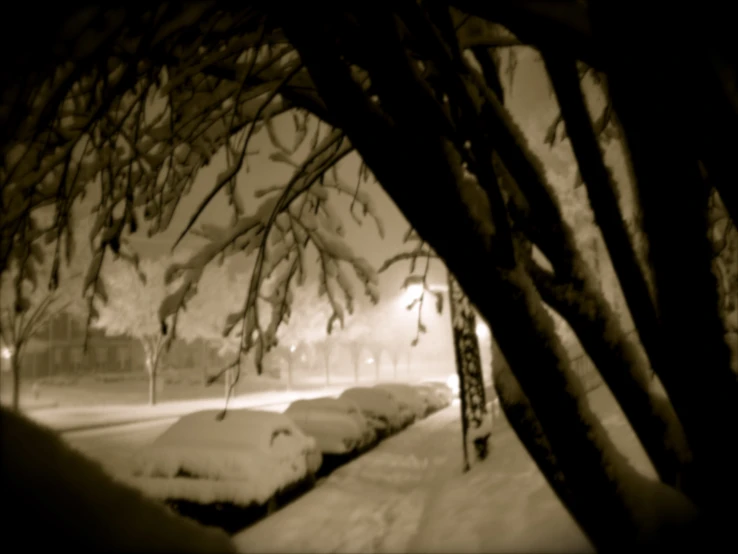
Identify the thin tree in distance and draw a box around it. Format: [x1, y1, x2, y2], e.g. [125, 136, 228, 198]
[93, 258, 177, 406]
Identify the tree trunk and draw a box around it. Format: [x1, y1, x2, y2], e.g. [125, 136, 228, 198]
[224, 368, 231, 399]
[147, 363, 156, 406]
[448, 272, 490, 469]
[591, 0, 738, 516]
[11, 352, 20, 412]
[286, 356, 294, 390]
[392, 358, 398, 380]
[279, 13, 647, 548]
[528, 261, 691, 487]
[350, 345, 361, 383]
[373, 349, 381, 382]
[492, 341, 589, 535]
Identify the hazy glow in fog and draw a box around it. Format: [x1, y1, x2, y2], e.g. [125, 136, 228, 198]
[446, 374, 460, 394]
[402, 283, 424, 305]
[475, 321, 489, 341]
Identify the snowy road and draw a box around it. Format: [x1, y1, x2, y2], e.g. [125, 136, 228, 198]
[64, 401, 292, 476]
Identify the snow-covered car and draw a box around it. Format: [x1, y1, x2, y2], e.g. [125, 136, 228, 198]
[413, 383, 452, 413]
[422, 380, 455, 406]
[286, 397, 377, 451]
[124, 409, 322, 532]
[339, 387, 406, 437]
[374, 383, 428, 421]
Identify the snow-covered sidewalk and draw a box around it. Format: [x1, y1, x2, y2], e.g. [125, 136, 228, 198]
[235, 387, 655, 553]
[234, 406, 466, 553]
[30, 386, 348, 433]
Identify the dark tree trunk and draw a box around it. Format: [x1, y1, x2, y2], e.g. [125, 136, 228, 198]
[528, 261, 691, 487]
[447, 272, 490, 470]
[285, 354, 294, 390]
[591, 0, 738, 516]
[11, 352, 21, 412]
[492, 341, 589, 536]
[372, 348, 381, 382]
[349, 344, 361, 383]
[275, 7, 705, 548]
[147, 363, 156, 406]
[324, 352, 330, 386]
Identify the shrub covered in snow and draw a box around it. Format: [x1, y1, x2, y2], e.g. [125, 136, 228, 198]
[0, 408, 236, 553]
[126, 409, 322, 509]
[339, 387, 405, 435]
[286, 396, 377, 448]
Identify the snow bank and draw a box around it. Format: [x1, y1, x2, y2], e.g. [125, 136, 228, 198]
[0, 408, 236, 553]
[340, 388, 405, 431]
[284, 407, 365, 454]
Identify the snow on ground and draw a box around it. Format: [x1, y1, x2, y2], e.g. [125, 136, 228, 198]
[66, 419, 178, 476]
[0, 408, 237, 553]
[235, 386, 656, 553]
[235, 407, 465, 553]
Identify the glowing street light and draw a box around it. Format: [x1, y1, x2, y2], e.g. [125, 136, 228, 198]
[402, 283, 424, 305]
[475, 320, 490, 341]
[290, 344, 297, 353]
[1, 346, 12, 360]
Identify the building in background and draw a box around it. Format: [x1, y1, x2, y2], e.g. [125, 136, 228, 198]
[23, 311, 224, 378]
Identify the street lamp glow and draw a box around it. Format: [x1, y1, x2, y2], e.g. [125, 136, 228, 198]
[446, 374, 460, 395]
[290, 344, 297, 353]
[402, 283, 424, 305]
[1, 346, 12, 360]
[475, 321, 489, 340]
[366, 357, 374, 364]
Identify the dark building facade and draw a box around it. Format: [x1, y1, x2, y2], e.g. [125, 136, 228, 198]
[23, 312, 224, 378]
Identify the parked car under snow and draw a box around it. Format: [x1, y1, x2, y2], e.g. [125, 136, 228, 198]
[374, 383, 428, 421]
[339, 387, 406, 437]
[124, 409, 322, 533]
[421, 380, 455, 406]
[412, 383, 452, 413]
[285, 397, 377, 452]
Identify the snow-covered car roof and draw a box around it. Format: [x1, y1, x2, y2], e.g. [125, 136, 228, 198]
[285, 409, 365, 454]
[286, 396, 363, 416]
[286, 397, 376, 448]
[374, 383, 427, 418]
[152, 409, 317, 454]
[127, 409, 323, 507]
[340, 387, 404, 429]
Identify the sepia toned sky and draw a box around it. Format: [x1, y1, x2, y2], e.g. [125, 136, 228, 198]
[74, 47, 633, 364]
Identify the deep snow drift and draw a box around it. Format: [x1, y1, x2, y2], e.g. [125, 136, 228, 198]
[0, 407, 236, 553]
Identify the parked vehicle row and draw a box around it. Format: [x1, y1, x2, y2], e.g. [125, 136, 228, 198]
[123, 380, 454, 534]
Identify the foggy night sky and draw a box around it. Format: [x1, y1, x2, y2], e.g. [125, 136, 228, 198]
[67, 48, 635, 363]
